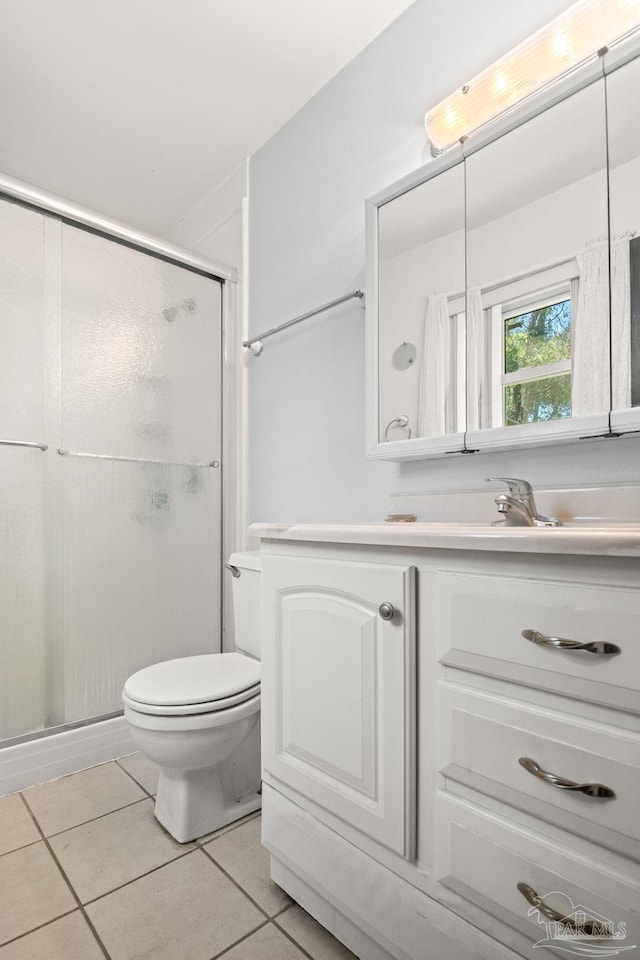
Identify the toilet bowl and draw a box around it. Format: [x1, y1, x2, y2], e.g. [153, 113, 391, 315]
[122, 552, 262, 843]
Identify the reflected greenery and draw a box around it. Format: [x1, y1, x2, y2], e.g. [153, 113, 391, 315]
[504, 300, 572, 425]
[505, 373, 572, 425]
[505, 300, 571, 373]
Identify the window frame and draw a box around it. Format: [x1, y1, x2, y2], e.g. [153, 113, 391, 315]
[447, 291, 467, 434]
[487, 269, 577, 428]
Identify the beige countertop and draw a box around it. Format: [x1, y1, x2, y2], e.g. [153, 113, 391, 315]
[249, 521, 640, 557]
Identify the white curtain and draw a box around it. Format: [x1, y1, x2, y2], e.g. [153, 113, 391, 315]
[573, 238, 610, 416]
[611, 234, 632, 411]
[466, 286, 486, 431]
[418, 293, 450, 437]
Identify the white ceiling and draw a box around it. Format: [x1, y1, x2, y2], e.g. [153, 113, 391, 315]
[0, 0, 415, 236]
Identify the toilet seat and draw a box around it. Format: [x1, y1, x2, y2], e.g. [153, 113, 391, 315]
[123, 653, 261, 717]
[122, 682, 260, 716]
[124, 690, 260, 732]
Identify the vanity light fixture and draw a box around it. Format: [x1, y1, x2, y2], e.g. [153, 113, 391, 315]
[425, 0, 640, 154]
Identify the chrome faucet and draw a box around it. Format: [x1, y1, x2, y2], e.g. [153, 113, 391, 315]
[486, 478, 561, 527]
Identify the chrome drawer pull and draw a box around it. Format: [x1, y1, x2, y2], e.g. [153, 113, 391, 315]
[518, 757, 615, 799]
[517, 883, 604, 937]
[522, 629, 620, 656]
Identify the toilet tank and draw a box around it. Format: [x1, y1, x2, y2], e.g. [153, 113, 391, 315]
[229, 551, 262, 659]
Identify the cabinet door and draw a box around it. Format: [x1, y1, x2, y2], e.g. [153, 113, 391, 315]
[262, 555, 416, 859]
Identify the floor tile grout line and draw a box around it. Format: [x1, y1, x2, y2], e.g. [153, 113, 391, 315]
[195, 808, 262, 846]
[0, 837, 42, 860]
[50, 844, 284, 947]
[271, 916, 321, 960]
[78, 847, 198, 907]
[272, 902, 294, 920]
[18, 793, 113, 960]
[5, 809, 258, 911]
[80, 847, 198, 907]
[15, 791, 48, 840]
[19, 793, 150, 840]
[50, 818, 286, 916]
[0, 907, 79, 950]
[114, 758, 157, 799]
[198, 843, 285, 924]
[207, 918, 270, 960]
[3, 800, 324, 960]
[78, 845, 277, 956]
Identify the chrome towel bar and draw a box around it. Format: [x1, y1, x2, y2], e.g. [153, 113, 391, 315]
[0, 439, 48, 451]
[57, 449, 219, 468]
[243, 289, 364, 356]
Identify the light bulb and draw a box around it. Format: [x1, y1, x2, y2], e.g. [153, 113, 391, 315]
[494, 70, 510, 94]
[552, 29, 572, 57]
[445, 105, 458, 129]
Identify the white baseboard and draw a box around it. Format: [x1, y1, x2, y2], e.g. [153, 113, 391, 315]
[0, 716, 136, 797]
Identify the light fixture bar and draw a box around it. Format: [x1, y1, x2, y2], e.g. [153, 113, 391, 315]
[425, 0, 640, 153]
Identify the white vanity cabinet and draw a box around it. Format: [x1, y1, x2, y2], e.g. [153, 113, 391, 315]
[255, 526, 640, 960]
[260, 554, 416, 858]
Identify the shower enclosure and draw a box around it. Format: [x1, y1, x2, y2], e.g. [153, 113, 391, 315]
[1, 191, 225, 744]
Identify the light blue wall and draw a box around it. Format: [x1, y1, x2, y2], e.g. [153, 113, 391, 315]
[248, 0, 640, 523]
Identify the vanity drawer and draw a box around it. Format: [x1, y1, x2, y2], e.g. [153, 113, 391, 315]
[435, 570, 640, 712]
[437, 796, 640, 950]
[439, 683, 640, 859]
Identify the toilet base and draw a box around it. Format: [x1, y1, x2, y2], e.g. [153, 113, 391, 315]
[154, 763, 262, 842]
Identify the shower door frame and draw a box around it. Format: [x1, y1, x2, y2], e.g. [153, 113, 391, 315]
[0, 171, 240, 746]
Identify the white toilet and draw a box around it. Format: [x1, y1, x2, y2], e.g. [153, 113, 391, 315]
[122, 551, 262, 843]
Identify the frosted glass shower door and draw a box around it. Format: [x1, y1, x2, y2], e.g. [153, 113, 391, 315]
[0, 200, 60, 739]
[61, 226, 222, 721]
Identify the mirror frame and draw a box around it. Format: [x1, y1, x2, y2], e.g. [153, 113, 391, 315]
[605, 36, 640, 438]
[365, 145, 466, 461]
[365, 37, 640, 463]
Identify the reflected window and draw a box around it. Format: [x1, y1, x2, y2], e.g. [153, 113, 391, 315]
[488, 276, 576, 427]
[503, 294, 572, 425]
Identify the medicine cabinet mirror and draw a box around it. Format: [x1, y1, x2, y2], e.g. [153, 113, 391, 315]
[366, 35, 640, 462]
[374, 159, 466, 455]
[464, 77, 609, 451]
[606, 51, 640, 434]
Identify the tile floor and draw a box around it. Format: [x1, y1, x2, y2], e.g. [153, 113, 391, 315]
[0, 754, 357, 960]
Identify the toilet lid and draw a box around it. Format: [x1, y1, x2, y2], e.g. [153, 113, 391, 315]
[122, 683, 260, 716]
[123, 653, 261, 707]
